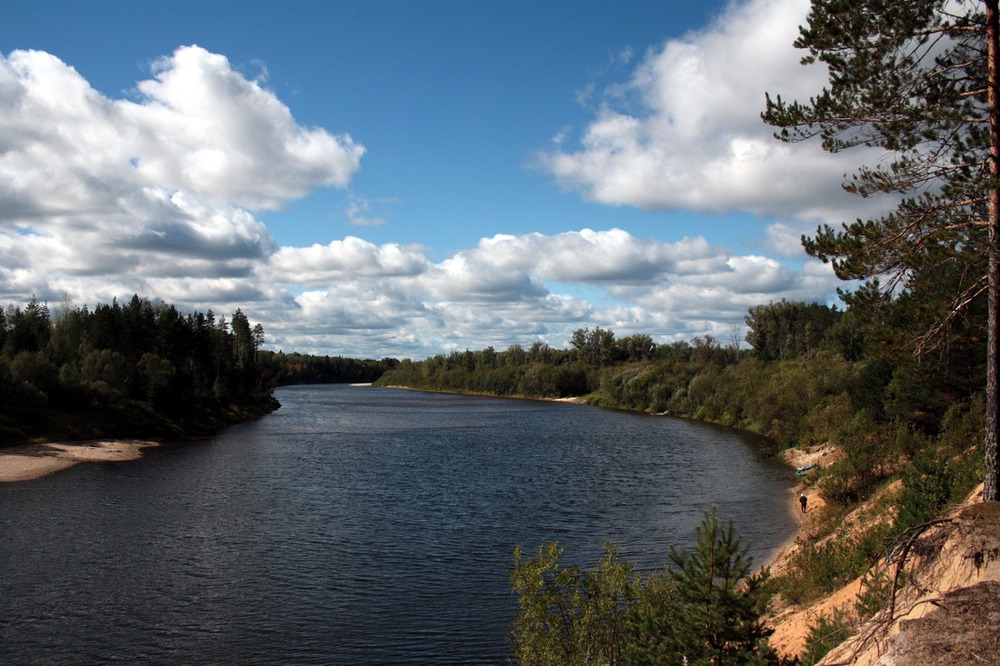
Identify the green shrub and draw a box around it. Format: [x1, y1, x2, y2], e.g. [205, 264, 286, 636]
[800, 611, 853, 665]
[510, 508, 782, 665]
[854, 568, 894, 620]
[893, 450, 955, 532]
[776, 521, 891, 605]
[509, 542, 640, 665]
[820, 412, 900, 507]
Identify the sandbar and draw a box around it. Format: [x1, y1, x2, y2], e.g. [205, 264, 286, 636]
[0, 440, 158, 483]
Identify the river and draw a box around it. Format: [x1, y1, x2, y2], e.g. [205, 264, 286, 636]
[0, 384, 796, 664]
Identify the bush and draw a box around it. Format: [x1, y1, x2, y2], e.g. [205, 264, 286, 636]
[800, 611, 853, 665]
[510, 508, 782, 665]
[10, 351, 60, 400]
[776, 518, 891, 606]
[893, 450, 956, 533]
[509, 542, 641, 665]
[820, 412, 900, 507]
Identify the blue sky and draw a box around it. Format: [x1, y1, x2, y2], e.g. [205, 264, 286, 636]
[1, 0, 887, 359]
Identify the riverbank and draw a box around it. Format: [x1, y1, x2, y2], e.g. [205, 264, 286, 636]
[765, 479, 997, 664]
[0, 440, 159, 482]
[762, 443, 842, 657]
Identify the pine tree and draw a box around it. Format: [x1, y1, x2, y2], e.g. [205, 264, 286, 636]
[667, 506, 774, 665]
[763, 0, 1000, 501]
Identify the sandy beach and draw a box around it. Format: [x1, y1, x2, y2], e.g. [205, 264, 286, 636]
[764, 443, 853, 658]
[0, 440, 158, 483]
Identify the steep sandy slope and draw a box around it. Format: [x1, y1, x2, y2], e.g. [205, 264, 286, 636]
[766, 441, 999, 665]
[818, 490, 1000, 665]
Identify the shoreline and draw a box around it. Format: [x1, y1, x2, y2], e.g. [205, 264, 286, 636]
[761, 443, 836, 573]
[758, 487, 806, 572]
[377, 382, 801, 567]
[764, 443, 850, 659]
[0, 440, 159, 483]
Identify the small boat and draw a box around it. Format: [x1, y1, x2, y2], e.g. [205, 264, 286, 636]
[795, 463, 816, 476]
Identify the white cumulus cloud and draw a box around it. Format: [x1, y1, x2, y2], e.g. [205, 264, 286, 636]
[539, 0, 888, 226]
[0, 45, 362, 308]
[260, 227, 842, 358]
[0, 28, 852, 360]
[125, 45, 364, 209]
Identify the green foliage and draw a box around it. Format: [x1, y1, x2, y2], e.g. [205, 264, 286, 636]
[800, 610, 852, 666]
[940, 395, 987, 453]
[776, 523, 891, 605]
[571, 327, 622, 366]
[936, 397, 988, 496]
[510, 509, 781, 665]
[80, 349, 129, 394]
[819, 413, 902, 507]
[10, 351, 60, 400]
[802, 391, 854, 448]
[848, 358, 893, 418]
[664, 506, 776, 665]
[509, 542, 640, 665]
[745, 300, 840, 362]
[137, 353, 177, 405]
[854, 568, 893, 621]
[4, 297, 51, 355]
[0, 295, 277, 443]
[894, 450, 956, 533]
[890, 399, 986, 533]
[740, 352, 853, 446]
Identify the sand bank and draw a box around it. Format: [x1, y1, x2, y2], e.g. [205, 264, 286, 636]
[0, 440, 158, 483]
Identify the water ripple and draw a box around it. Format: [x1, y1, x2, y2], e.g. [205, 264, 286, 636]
[0, 385, 795, 664]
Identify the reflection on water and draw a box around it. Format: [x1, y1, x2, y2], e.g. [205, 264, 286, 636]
[0, 384, 795, 664]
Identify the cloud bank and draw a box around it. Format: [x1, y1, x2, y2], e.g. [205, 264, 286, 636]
[1, 1, 865, 359]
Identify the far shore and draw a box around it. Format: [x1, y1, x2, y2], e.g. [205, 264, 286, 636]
[0, 440, 159, 483]
[375, 383, 584, 404]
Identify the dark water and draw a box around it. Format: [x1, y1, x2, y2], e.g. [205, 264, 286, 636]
[0, 385, 796, 664]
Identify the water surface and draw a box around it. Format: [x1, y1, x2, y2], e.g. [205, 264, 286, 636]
[0, 384, 795, 664]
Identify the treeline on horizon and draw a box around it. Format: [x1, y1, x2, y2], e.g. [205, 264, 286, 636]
[0, 294, 394, 444]
[259, 350, 397, 387]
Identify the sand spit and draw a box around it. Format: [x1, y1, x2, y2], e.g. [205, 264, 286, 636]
[0, 440, 158, 483]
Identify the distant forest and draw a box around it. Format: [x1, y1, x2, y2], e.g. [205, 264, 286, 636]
[0, 295, 394, 444]
[259, 350, 397, 387]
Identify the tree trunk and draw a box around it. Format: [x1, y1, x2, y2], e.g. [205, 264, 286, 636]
[985, 0, 1000, 502]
